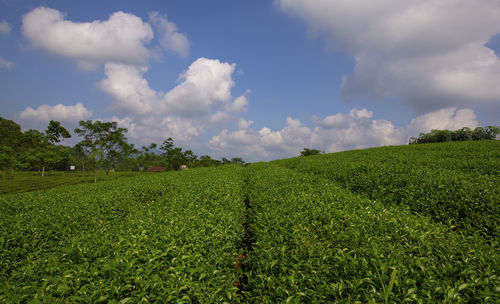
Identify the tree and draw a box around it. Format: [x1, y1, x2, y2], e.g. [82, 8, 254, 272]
[46, 120, 71, 144]
[451, 127, 473, 141]
[230, 157, 245, 165]
[159, 137, 198, 170]
[71, 143, 88, 176]
[409, 126, 500, 144]
[300, 148, 322, 156]
[119, 143, 141, 171]
[75, 120, 129, 182]
[472, 126, 500, 140]
[20, 121, 71, 189]
[183, 150, 198, 167]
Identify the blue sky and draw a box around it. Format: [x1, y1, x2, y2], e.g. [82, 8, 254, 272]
[1, 0, 499, 161]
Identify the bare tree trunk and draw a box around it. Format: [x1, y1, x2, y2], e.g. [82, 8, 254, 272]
[93, 167, 97, 183]
[81, 161, 85, 177]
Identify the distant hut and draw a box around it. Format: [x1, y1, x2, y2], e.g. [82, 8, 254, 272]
[148, 166, 166, 173]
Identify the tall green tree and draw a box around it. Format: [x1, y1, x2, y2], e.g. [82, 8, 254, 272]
[71, 143, 88, 176]
[20, 121, 71, 188]
[159, 138, 199, 170]
[160, 138, 183, 170]
[75, 120, 129, 182]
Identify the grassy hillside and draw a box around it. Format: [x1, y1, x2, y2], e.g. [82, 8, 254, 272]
[1, 141, 498, 302]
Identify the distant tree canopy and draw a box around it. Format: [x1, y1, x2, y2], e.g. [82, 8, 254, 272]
[409, 126, 500, 144]
[300, 148, 322, 157]
[0, 117, 244, 179]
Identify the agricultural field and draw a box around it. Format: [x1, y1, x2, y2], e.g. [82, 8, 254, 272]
[1, 166, 246, 302]
[273, 140, 500, 239]
[0, 171, 140, 195]
[1, 141, 499, 302]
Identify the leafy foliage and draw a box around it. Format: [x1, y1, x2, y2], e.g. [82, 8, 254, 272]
[409, 126, 500, 144]
[300, 148, 322, 156]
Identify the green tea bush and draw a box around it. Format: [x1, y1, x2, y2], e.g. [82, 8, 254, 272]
[244, 163, 500, 303]
[274, 141, 500, 238]
[0, 166, 246, 303]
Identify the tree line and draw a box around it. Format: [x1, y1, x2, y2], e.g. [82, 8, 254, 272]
[409, 126, 499, 144]
[0, 117, 245, 181]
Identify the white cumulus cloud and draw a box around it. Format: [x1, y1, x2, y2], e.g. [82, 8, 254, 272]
[0, 20, 11, 34]
[162, 58, 236, 116]
[99, 57, 238, 117]
[276, 0, 500, 112]
[22, 7, 154, 67]
[19, 102, 93, 123]
[99, 63, 157, 115]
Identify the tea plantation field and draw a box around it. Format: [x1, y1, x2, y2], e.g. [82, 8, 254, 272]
[1, 141, 499, 303]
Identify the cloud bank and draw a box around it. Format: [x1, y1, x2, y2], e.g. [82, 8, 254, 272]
[276, 0, 500, 112]
[209, 107, 479, 161]
[94, 56, 252, 147]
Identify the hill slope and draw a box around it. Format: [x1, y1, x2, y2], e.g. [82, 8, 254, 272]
[273, 140, 500, 238]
